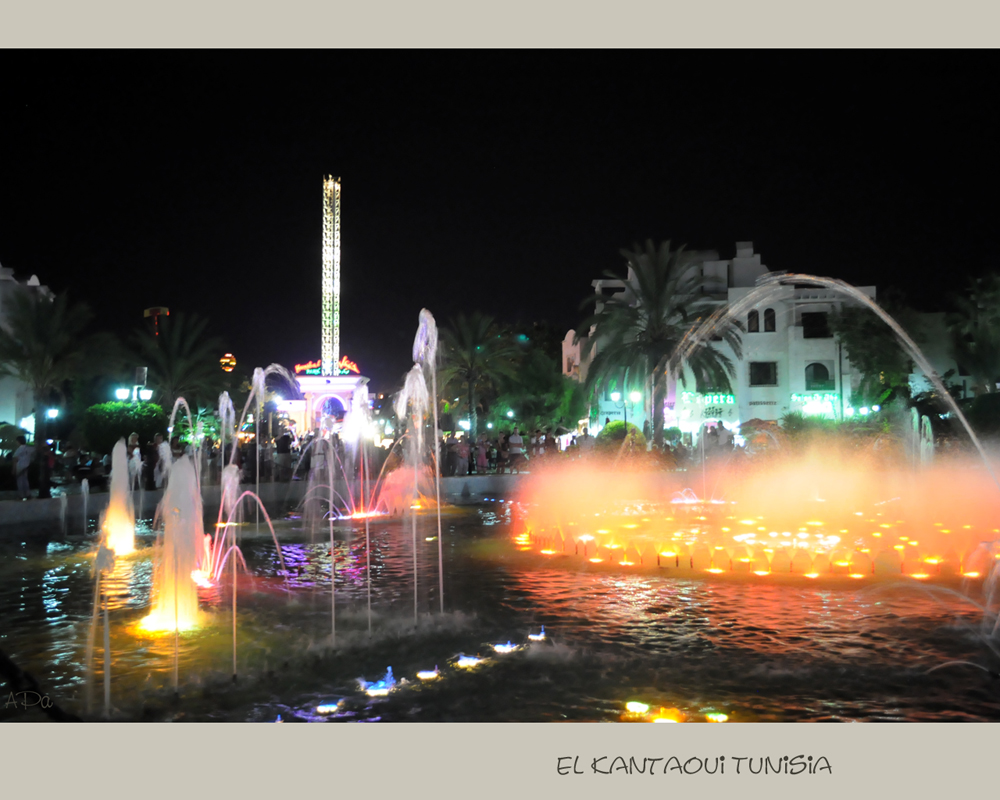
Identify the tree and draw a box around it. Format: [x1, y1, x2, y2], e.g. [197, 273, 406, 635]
[490, 343, 587, 434]
[828, 287, 921, 406]
[438, 312, 520, 438]
[579, 239, 742, 450]
[0, 287, 119, 440]
[947, 274, 1000, 395]
[131, 312, 228, 412]
[81, 401, 168, 455]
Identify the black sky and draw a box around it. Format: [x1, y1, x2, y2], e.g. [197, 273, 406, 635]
[1, 52, 996, 390]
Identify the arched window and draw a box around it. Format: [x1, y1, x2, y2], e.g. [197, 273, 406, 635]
[764, 308, 776, 332]
[805, 363, 834, 391]
[747, 310, 759, 333]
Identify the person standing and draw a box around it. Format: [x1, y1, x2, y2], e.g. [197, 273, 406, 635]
[508, 426, 525, 473]
[13, 436, 34, 501]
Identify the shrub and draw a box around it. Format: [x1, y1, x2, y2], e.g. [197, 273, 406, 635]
[81, 402, 167, 455]
[595, 420, 646, 451]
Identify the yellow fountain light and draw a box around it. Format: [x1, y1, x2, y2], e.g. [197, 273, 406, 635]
[651, 707, 685, 723]
[660, 551, 677, 558]
[910, 573, 930, 580]
[907, 541, 919, 546]
[597, 529, 610, 534]
[625, 701, 650, 714]
[417, 669, 441, 680]
[540, 549, 556, 555]
[806, 521, 824, 526]
[739, 520, 756, 525]
[706, 568, 724, 574]
[963, 572, 981, 578]
[190, 570, 213, 588]
[923, 558, 942, 565]
[804, 573, 820, 579]
[137, 611, 199, 634]
[894, 545, 905, 551]
[578, 534, 595, 542]
[705, 712, 729, 723]
[849, 573, 867, 579]
[589, 557, 603, 563]
[753, 570, 769, 576]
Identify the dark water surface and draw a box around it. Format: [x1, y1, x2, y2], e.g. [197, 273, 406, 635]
[3, 504, 999, 722]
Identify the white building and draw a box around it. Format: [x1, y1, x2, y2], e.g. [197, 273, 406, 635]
[563, 242, 960, 443]
[0, 264, 55, 438]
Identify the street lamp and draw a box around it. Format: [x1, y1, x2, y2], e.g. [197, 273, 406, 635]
[46, 408, 59, 419]
[610, 390, 642, 432]
[139, 389, 153, 401]
[115, 388, 130, 400]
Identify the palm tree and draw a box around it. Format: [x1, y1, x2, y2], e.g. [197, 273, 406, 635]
[579, 239, 742, 450]
[131, 312, 227, 411]
[948, 274, 1000, 394]
[0, 287, 119, 438]
[438, 312, 519, 437]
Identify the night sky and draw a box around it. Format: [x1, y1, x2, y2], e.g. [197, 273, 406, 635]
[2, 52, 996, 390]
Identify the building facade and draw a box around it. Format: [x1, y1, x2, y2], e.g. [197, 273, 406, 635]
[564, 242, 961, 444]
[0, 265, 55, 438]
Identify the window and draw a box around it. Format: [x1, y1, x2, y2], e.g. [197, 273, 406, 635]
[802, 311, 831, 338]
[764, 308, 776, 332]
[805, 362, 834, 391]
[747, 310, 759, 333]
[749, 362, 778, 386]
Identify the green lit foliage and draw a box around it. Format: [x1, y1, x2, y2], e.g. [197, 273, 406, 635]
[579, 240, 742, 450]
[489, 337, 587, 435]
[81, 401, 167, 455]
[828, 288, 921, 407]
[594, 420, 646, 451]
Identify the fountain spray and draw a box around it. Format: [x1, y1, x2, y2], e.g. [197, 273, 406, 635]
[414, 309, 444, 612]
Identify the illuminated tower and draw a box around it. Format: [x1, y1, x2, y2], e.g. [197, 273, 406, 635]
[322, 176, 342, 376]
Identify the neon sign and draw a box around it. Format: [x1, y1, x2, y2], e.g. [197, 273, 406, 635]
[295, 356, 360, 376]
[680, 392, 735, 406]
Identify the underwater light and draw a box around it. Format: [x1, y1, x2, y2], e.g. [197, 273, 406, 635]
[190, 570, 213, 588]
[625, 701, 649, 714]
[417, 668, 440, 680]
[753, 570, 769, 576]
[493, 642, 518, 654]
[540, 549, 556, 555]
[910, 573, 930, 579]
[651, 707, 684, 723]
[963, 572, 981, 578]
[849, 573, 866, 579]
[705, 713, 729, 723]
[589, 557, 603, 563]
[528, 626, 546, 641]
[316, 701, 343, 714]
[804, 573, 820, 579]
[456, 655, 482, 668]
[706, 568, 724, 574]
[366, 687, 390, 697]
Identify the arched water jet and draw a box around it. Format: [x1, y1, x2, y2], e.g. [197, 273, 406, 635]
[666, 272, 1000, 492]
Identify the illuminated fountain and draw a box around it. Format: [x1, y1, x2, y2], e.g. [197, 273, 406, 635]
[513, 274, 1000, 637]
[139, 456, 203, 634]
[102, 439, 135, 555]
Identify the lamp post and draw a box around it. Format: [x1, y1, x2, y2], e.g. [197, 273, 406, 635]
[609, 390, 643, 431]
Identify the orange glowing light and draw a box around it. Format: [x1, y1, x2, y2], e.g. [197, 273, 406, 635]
[706, 568, 724, 574]
[910, 573, 930, 579]
[660, 551, 677, 558]
[589, 557, 603, 563]
[651, 707, 685, 723]
[540, 549, 556, 555]
[804, 573, 820, 579]
[190, 570, 213, 588]
[620, 560, 635, 566]
[753, 570, 769, 576]
[849, 573, 866, 579]
[923, 558, 941, 565]
[963, 572, 981, 578]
